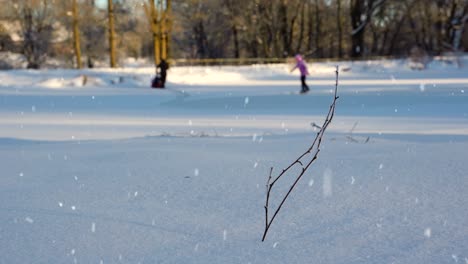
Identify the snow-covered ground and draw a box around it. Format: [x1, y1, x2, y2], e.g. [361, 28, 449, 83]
[0, 57, 467, 263]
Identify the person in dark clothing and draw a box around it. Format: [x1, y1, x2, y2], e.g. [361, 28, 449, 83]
[157, 59, 169, 88]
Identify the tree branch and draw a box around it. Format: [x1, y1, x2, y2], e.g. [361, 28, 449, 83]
[262, 66, 339, 241]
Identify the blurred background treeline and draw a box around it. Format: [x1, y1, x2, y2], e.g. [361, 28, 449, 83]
[0, 0, 467, 69]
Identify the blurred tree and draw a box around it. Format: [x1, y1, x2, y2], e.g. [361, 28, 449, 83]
[336, 0, 343, 58]
[350, 0, 386, 57]
[312, 0, 323, 57]
[440, 0, 468, 52]
[223, 0, 242, 58]
[80, 0, 106, 68]
[107, 0, 117, 67]
[13, 0, 56, 68]
[72, 0, 82, 68]
[142, 0, 172, 70]
[1, 0, 467, 67]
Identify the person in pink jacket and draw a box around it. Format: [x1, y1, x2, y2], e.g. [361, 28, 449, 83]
[290, 54, 310, 93]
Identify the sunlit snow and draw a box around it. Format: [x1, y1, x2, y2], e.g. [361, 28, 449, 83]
[0, 57, 467, 263]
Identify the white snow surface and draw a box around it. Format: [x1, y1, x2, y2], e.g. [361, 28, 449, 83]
[0, 57, 467, 263]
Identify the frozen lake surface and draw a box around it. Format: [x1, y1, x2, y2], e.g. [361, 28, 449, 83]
[0, 58, 467, 263]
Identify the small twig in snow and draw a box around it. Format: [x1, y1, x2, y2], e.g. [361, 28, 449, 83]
[262, 66, 339, 241]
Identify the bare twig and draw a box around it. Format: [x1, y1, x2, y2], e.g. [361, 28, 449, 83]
[346, 121, 371, 144]
[262, 66, 339, 242]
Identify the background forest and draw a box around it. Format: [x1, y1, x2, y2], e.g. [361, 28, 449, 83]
[0, 0, 467, 69]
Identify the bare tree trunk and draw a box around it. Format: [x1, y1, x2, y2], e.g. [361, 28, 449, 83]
[295, 1, 306, 54]
[144, 0, 161, 67]
[350, 0, 365, 57]
[224, 0, 240, 58]
[315, 0, 322, 57]
[107, 0, 117, 67]
[160, 0, 167, 60]
[166, 0, 172, 60]
[232, 25, 240, 58]
[287, 2, 301, 55]
[337, 0, 343, 58]
[72, 0, 82, 69]
[386, 1, 415, 56]
[307, 2, 314, 53]
[279, 0, 289, 56]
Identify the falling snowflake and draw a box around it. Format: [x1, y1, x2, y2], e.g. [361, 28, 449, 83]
[252, 134, 257, 142]
[424, 228, 431, 238]
[323, 168, 333, 197]
[419, 84, 426, 92]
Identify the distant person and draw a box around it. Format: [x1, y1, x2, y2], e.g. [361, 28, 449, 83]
[290, 54, 310, 94]
[157, 59, 169, 88]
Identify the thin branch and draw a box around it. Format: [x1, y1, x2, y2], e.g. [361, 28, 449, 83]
[262, 66, 339, 242]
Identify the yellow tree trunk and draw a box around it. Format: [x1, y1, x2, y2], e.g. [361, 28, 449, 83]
[145, 0, 172, 68]
[144, 1, 160, 70]
[161, 0, 166, 61]
[163, 0, 172, 60]
[72, 0, 82, 69]
[108, 0, 117, 68]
